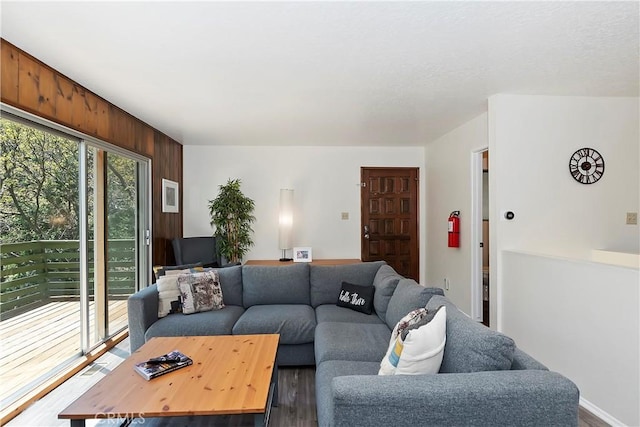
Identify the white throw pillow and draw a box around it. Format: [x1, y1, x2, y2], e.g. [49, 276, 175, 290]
[379, 306, 447, 375]
[156, 271, 189, 318]
[379, 307, 428, 375]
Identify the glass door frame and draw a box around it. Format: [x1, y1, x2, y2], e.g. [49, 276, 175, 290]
[80, 140, 151, 353]
[1, 104, 152, 354]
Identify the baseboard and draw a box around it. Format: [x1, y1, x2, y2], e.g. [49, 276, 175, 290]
[580, 397, 626, 426]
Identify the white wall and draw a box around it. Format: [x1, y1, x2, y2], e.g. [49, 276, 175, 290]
[425, 94, 639, 424]
[502, 250, 639, 426]
[182, 145, 426, 282]
[488, 95, 640, 425]
[425, 113, 488, 313]
[489, 95, 639, 260]
[489, 94, 639, 327]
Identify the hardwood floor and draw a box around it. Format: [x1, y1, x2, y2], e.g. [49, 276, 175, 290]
[579, 409, 612, 427]
[7, 337, 608, 427]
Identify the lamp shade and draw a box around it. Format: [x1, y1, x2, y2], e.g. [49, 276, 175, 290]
[279, 189, 294, 250]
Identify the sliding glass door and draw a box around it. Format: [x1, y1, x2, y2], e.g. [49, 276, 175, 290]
[0, 110, 150, 410]
[0, 117, 83, 407]
[83, 145, 149, 350]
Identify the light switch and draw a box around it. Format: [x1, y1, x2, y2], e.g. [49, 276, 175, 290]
[626, 212, 638, 225]
[341, 212, 349, 220]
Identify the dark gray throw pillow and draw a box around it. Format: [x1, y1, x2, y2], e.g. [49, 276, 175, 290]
[336, 282, 375, 315]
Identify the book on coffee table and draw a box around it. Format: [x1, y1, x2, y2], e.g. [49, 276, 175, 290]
[134, 350, 193, 380]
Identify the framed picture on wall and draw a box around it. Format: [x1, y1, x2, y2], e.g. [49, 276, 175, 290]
[162, 179, 179, 213]
[293, 247, 312, 263]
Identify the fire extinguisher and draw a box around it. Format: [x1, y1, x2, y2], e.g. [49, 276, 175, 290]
[448, 211, 460, 248]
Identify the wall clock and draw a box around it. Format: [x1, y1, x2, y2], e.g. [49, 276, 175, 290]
[569, 147, 605, 184]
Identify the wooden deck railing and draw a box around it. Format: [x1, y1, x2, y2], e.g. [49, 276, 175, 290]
[0, 240, 136, 319]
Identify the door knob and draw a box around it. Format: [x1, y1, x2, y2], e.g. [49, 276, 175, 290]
[364, 225, 370, 239]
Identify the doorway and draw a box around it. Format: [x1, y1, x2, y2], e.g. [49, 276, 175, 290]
[471, 149, 489, 326]
[360, 167, 419, 280]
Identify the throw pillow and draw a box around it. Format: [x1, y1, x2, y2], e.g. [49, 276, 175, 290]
[156, 269, 189, 318]
[384, 279, 444, 329]
[177, 270, 225, 315]
[379, 307, 428, 374]
[153, 262, 203, 282]
[155, 266, 208, 317]
[336, 282, 375, 315]
[379, 305, 447, 375]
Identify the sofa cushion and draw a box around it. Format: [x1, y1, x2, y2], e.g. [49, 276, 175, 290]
[427, 295, 515, 372]
[379, 305, 446, 375]
[177, 270, 225, 314]
[372, 265, 402, 323]
[276, 343, 316, 366]
[309, 261, 386, 307]
[232, 304, 316, 345]
[385, 279, 444, 329]
[315, 304, 385, 325]
[242, 264, 310, 307]
[217, 264, 243, 307]
[336, 282, 375, 314]
[145, 305, 244, 340]
[315, 322, 391, 364]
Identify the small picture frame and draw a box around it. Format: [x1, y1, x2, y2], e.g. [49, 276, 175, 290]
[293, 247, 312, 263]
[162, 179, 179, 213]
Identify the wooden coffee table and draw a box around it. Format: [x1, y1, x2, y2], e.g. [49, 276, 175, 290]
[59, 334, 279, 427]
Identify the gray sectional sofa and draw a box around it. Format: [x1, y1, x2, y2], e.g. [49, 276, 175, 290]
[128, 261, 580, 426]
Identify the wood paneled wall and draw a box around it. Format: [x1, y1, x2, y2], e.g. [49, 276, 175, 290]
[153, 133, 182, 266]
[0, 38, 182, 267]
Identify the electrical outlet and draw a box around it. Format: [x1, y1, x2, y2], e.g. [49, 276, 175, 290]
[341, 212, 349, 220]
[626, 212, 638, 225]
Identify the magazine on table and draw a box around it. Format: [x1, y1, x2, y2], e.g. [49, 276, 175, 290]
[134, 350, 193, 380]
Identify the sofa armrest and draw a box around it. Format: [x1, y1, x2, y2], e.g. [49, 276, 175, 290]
[331, 370, 579, 427]
[127, 284, 159, 353]
[511, 347, 548, 370]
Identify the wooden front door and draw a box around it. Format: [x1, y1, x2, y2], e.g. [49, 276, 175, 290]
[361, 167, 419, 280]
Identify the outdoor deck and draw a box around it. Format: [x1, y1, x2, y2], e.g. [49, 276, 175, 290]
[0, 300, 128, 405]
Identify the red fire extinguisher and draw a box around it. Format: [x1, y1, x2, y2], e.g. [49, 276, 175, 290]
[448, 211, 460, 248]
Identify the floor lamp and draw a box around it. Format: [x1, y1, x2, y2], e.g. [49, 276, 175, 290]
[279, 189, 293, 261]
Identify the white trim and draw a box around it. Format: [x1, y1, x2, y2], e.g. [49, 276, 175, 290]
[78, 142, 90, 353]
[142, 164, 153, 289]
[580, 397, 627, 426]
[470, 147, 487, 322]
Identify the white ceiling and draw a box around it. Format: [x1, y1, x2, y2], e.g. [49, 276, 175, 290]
[1, 1, 638, 147]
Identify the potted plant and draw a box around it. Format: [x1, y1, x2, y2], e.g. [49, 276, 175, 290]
[208, 179, 256, 263]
